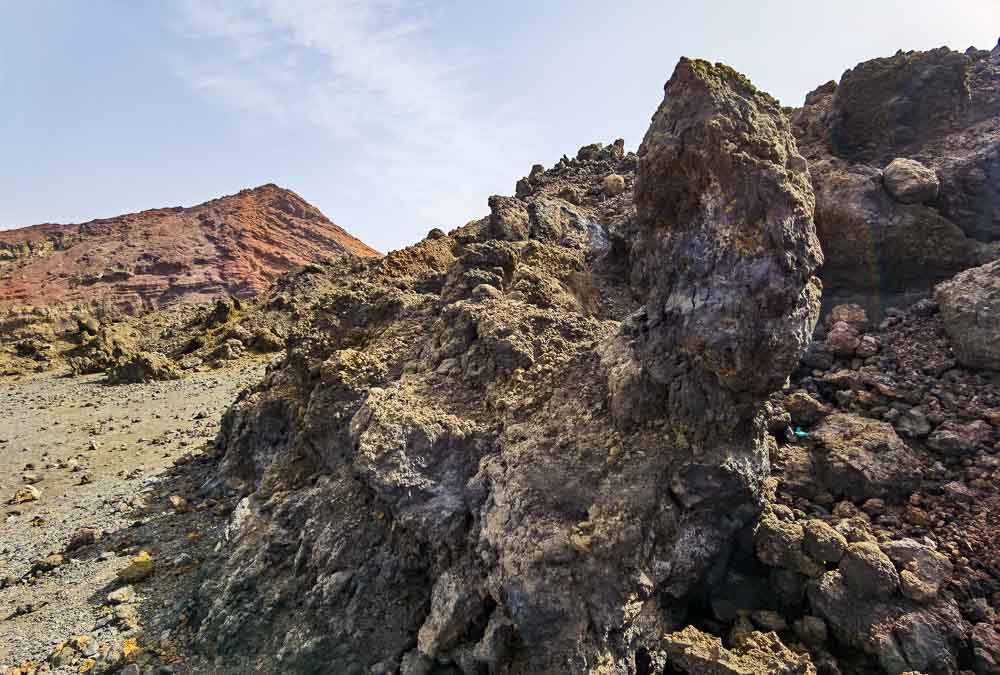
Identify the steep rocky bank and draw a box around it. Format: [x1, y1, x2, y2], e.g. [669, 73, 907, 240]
[185, 47, 1000, 675]
[190, 58, 818, 673]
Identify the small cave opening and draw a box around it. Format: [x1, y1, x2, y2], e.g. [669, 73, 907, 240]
[460, 595, 499, 647]
[634, 647, 653, 675]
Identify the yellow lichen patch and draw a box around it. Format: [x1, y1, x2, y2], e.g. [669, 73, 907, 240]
[78, 658, 97, 673]
[122, 638, 140, 662]
[116, 550, 154, 583]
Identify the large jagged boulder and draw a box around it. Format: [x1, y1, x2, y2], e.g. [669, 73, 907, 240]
[935, 259, 1000, 369]
[609, 55, 822, 593]
[790, 46, 1000, 315]
[66, 324, 139, 375]
[882, 158, 940, 204]
[193, 58, 820, 675]
[808, 569, 966, 674]
[619, 54, 822, 448]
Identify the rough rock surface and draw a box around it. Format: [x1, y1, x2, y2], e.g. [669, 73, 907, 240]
[791, 46, 1000, 316]
[883, 158, 940, 204]
[758, 278, 1000, 674]
[0, 184, 379, 313]
[810, 413, 923, 501]
[662, 625, 816, 675]
[190, 58, 821, 674]
[6, 44, 1000, 675]
[105, 351, 182, 385]
[935, 259, 1000, 369]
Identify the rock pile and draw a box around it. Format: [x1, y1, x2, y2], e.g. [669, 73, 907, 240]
[189, 58, 821, 674]
[791, 46, 1000, 316]
[750, 296, 1000, 672]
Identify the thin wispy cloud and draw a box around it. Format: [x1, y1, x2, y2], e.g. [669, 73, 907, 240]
[170, 0, 536, 245]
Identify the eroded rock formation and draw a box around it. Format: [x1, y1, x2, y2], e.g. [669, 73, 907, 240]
[192, 58, 820, 674]
[935, 259, 1000, 370]
[0, 184, 379, 313]
[791, 46, 1000, 316]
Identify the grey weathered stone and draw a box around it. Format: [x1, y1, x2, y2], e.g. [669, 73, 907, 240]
[927, 419, 994, 455]
[811, 413, 922, 501]
[809, 570, 965, 674]
[883, 158, 940, 204]
[936, 260, 1000, 370]
[972, 623, 1000, 675]
[838, 542, 900, 598]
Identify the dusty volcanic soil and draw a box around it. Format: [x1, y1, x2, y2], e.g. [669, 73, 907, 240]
[0, 363, 265, 673]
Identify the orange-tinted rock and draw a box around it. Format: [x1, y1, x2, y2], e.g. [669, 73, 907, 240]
[0, 184, 379, 313]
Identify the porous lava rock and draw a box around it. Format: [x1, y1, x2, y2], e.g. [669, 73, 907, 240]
[105, 351, 182, 385]
[935, 259, 1000, 370]
[661, 625, 816, 675]
[791, 46, 1000, 316]
[192, 58, 821, 674]
[810, 413, 923, 501]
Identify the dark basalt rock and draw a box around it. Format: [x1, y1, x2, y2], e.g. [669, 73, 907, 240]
[791, 46, 1000, 317]
[192, 58, 820, 675]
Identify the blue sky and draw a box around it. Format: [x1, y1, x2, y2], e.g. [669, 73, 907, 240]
[1, 1, 996, 253]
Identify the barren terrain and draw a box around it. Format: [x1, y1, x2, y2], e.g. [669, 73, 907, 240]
[1, 363, 265, 673]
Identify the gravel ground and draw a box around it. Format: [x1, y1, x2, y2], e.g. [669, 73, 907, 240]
[0, 363, 266, 673]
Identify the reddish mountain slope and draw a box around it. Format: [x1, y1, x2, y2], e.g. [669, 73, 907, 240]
[0, 184, 380, 312]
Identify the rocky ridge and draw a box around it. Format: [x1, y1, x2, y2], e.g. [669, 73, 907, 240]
[0, 184, 379, 313]
[180, 47, 1000, 675]
[185, 57, 822, 674]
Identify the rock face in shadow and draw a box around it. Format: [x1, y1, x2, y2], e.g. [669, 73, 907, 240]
[791, 46, 1000, 317]
[190, 58, 820, 674]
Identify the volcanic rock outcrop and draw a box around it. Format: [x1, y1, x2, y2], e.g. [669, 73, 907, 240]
[791, 45, 1000, 316]
[0, 184, 379, 313]
[192, 58, 820, 674]
[935, 259, 1000, 370]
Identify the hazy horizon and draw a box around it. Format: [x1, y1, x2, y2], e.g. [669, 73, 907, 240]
[2, 1, 996, 253]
